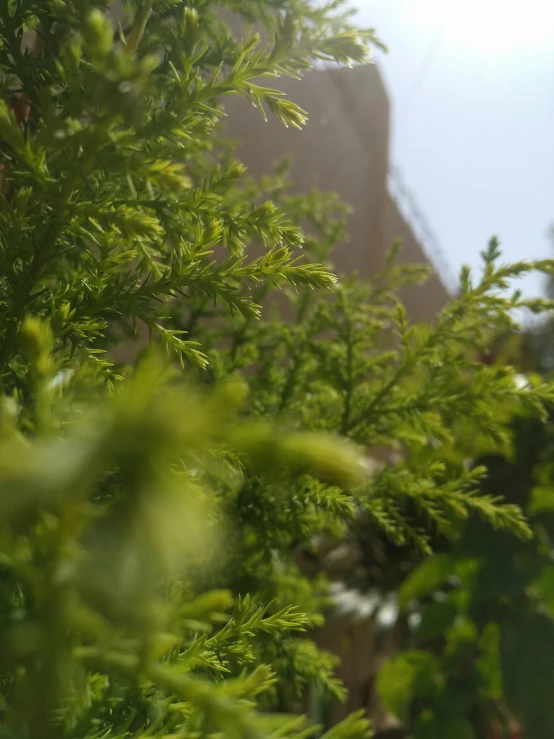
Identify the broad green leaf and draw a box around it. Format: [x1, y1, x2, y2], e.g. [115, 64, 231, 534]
[528, 485, 554, 515]
[399, 555, 455, 610]
[530, 566, 554, 617]
[476, 623, 502, 700]
[376, 651, 439, 721]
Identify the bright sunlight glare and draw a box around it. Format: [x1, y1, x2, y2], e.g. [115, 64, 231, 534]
[407, 0, 554, 53]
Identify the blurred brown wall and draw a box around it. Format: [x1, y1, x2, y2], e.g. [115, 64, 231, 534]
[222, 62, 450, 320]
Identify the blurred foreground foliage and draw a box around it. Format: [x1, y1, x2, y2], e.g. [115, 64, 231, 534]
[1, 2, 554, 739]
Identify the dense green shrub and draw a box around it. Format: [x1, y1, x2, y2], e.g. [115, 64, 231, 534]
[0, 2, 378, 737]
[1, 3, 554, 739]
[375, 342, 554, 738]
[193, 168, 554, 557]
[185, 166, 554, 736]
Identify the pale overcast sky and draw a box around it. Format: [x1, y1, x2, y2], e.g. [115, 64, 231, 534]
[355, 0, 554, 299]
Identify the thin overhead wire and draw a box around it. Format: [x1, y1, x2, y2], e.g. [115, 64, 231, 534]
[399, 22, 446, 120]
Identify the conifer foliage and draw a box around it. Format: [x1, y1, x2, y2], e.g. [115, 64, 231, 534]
[1, 2, 554, 739]
[193, 170, 554, 556]
[0, 2, 377, 738]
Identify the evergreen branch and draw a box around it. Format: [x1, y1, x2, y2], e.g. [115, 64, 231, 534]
[75, 647, 267, 739]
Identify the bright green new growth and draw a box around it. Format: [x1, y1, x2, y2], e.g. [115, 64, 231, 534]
[192, 176, 554, 554]
[1, 2, 554, 739]
[0, 0, 377, 387]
